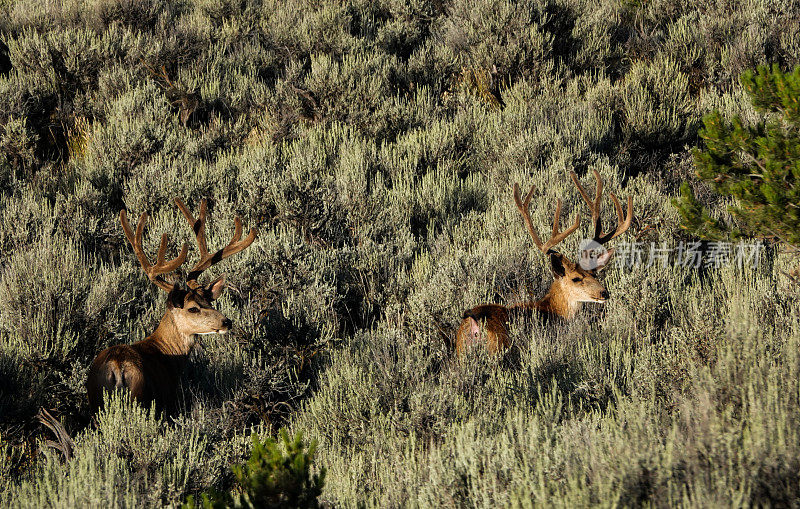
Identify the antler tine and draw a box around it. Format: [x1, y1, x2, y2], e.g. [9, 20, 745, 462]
[154, 234, 189, 273]
[542, 199, 581, 253]
[175, 197, 258, 285]
[600, 193, 633, 243]
[513, 183, 545, 251]
[513, 182, 580, 255]
[196, 199, 209, 255]
[570, 170, 603, 239]
[119, 209, 188, 292]
[184, 223, 257, 283]
[156, 234, 168, 266]
[231, 216, 243, 243]
[570, 169, 634, 245]
[174, 197, 210, 258]
[120, 210, 151, 273]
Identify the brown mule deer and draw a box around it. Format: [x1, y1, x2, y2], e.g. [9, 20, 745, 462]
[455, 170, 633, 356]
[86, 199, 256, 415]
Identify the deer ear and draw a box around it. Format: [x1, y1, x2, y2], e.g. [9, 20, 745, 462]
[168, 284, 187, 308]
[594, 248, 615, 271]
[205, 275, 226, 300]
[549, 252, 567, 278]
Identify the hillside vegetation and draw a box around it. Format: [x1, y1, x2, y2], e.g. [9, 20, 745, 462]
[1, 0, 799, 506]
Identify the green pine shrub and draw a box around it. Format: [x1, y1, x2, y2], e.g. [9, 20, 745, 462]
[674, 64, 800, 245]
[184, 429, 325, 509]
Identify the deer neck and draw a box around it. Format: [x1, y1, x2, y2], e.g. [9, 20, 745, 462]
[145, 310, 195, 356]
[532, 279, 580, 319]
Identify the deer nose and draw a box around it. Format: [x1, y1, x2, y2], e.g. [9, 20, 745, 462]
[222, 318, 232, 329]
[600, 290, 610, 300]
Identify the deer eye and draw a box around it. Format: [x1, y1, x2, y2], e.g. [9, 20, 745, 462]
[188, 307, 201, 314]
[572, 277, 583, 283]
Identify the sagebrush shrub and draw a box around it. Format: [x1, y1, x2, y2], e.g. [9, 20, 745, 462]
[0, 0, 797, 506]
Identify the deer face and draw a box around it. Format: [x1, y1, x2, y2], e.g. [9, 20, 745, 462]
[550, 251, 613, 303]
[167, 276, 232, 336]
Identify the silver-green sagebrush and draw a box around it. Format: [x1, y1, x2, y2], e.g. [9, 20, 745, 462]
[0, 0, 799, 507]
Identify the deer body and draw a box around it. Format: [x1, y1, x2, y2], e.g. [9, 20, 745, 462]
[457, 304, 511, 355]
[455, 257, 611, 356]
[87, 199, 255, 415]
[456, 170, 632, 356]
[88, 339, 184, 416]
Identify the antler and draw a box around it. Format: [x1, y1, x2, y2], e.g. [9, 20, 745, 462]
[120, 209, 189, 292]
[174, 198, 257, 286]
[37, 408, 75, 463]
[513, 182, 581, 255]
[569, 169, 633, 245]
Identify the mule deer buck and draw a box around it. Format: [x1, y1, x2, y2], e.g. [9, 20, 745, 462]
[87, 199, 256, 415]
[455, 170, 633, 356]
